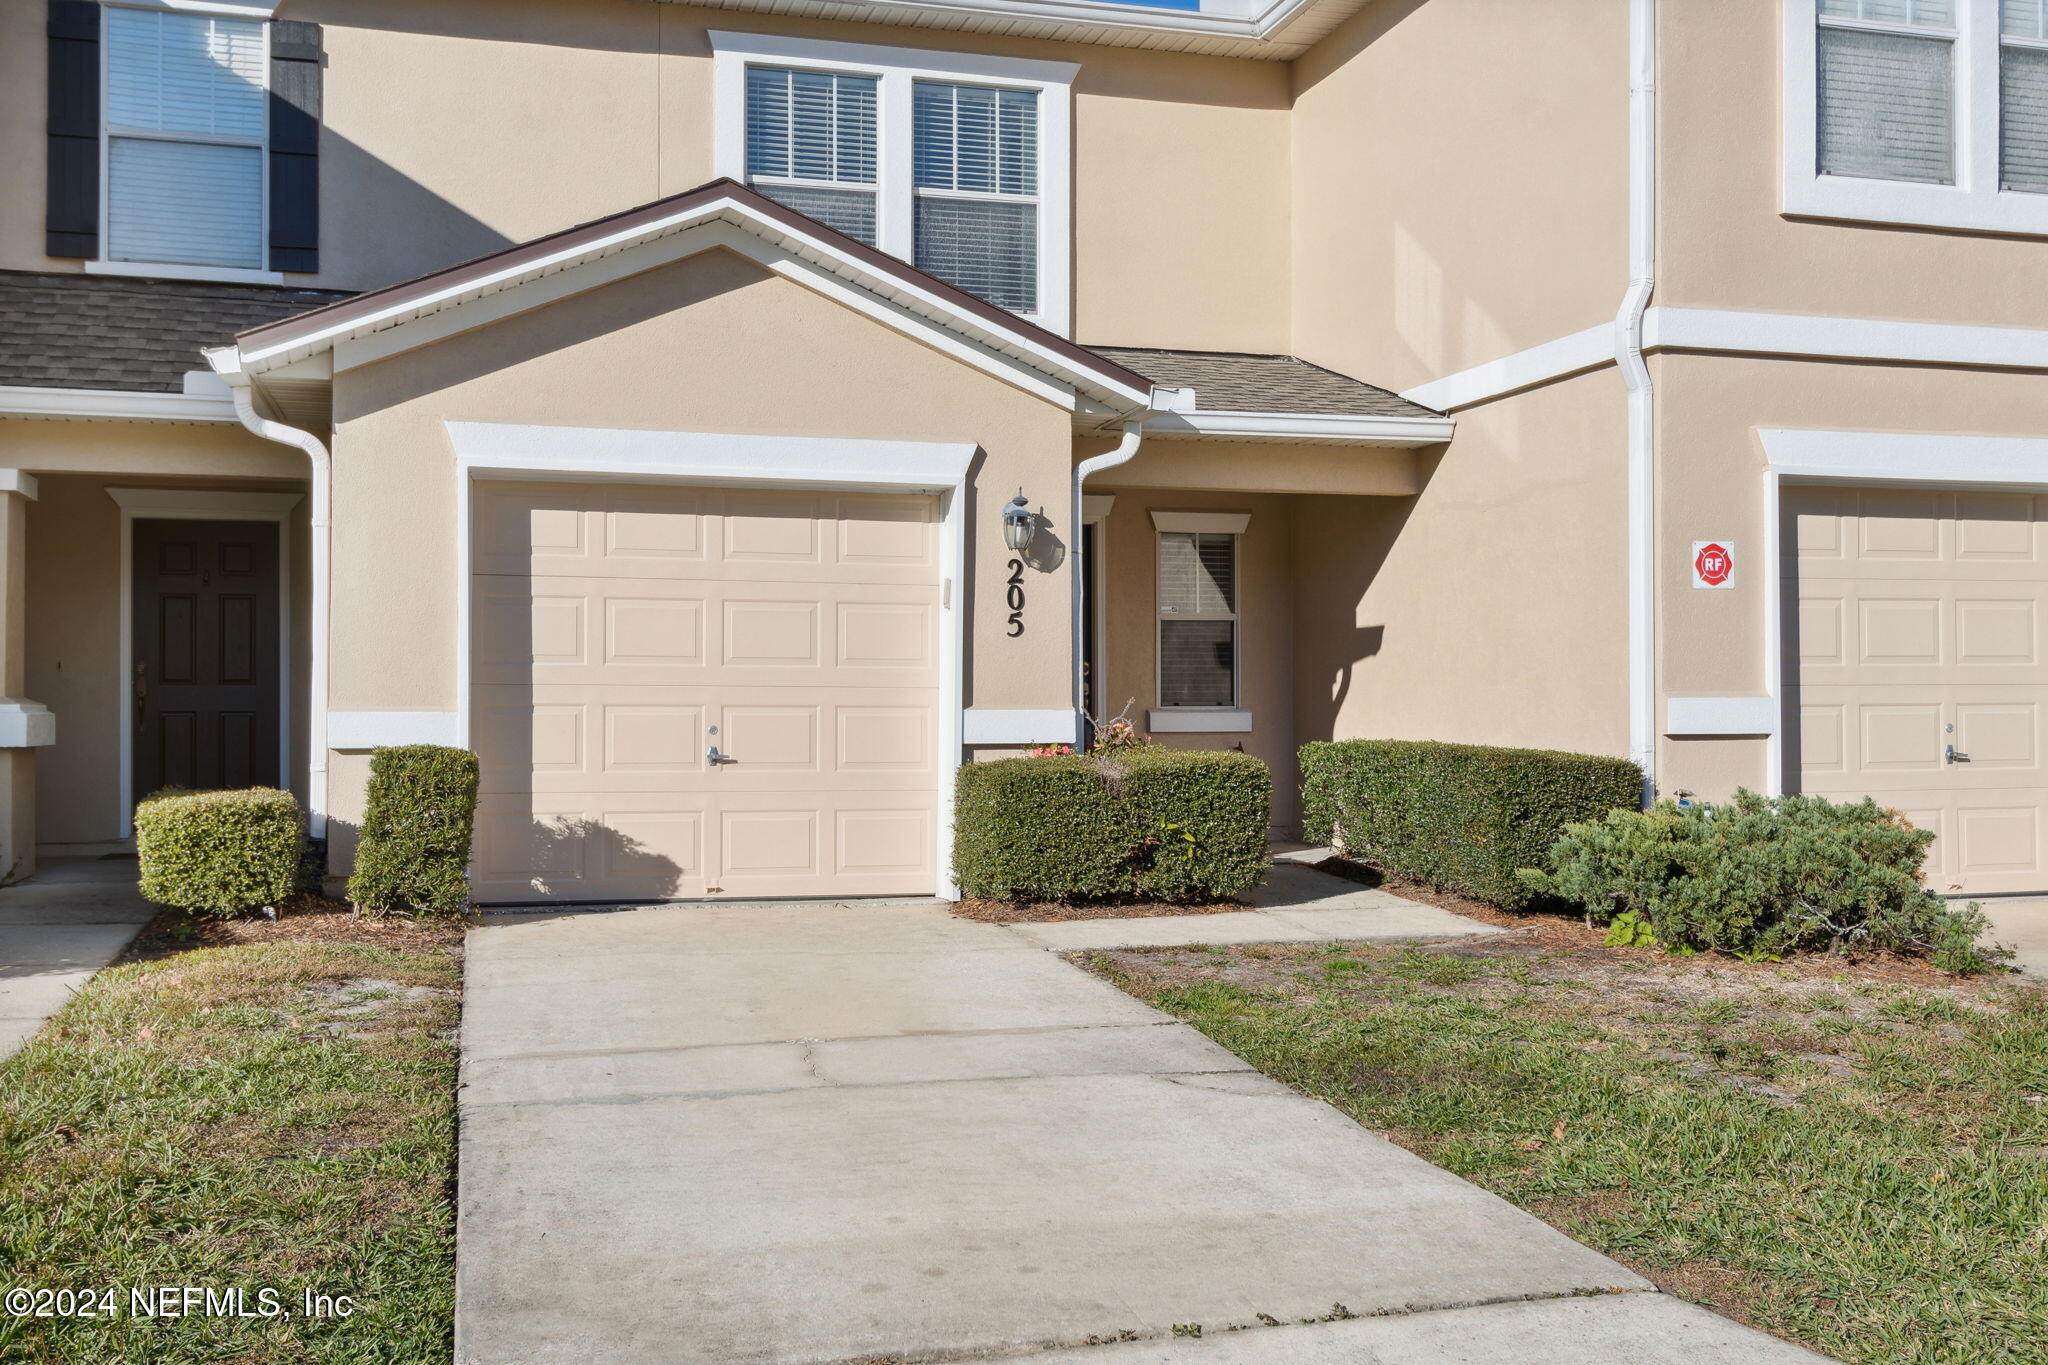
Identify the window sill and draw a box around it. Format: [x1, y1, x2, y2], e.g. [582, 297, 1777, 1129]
[1782, 174, 2048, 239]
[85, 260, 284, 286]
[1148, 708, 1252, 734]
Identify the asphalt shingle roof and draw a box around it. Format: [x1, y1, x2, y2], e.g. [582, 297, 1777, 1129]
[0, 270, 353, 393]
[1086, 345, 1441, 419]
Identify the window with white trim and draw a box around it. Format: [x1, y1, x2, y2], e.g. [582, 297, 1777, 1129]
[1156, 530, 1238, 708]
[1785, 0, 2048, 232]
[103, 6, 268, 270]
[712, 32, 1075, 332]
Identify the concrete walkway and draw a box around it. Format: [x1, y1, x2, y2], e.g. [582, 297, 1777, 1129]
[1003, 860, 1500, 951]
[0, 857, 154, 1059]
[458, 896, 1830, 1363]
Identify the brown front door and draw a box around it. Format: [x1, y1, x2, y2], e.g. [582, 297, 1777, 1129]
[133, 518, 281, 798]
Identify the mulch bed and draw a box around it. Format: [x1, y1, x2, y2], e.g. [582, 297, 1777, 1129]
[118, 892, 470, 963]
[951, 896, 1247, 924]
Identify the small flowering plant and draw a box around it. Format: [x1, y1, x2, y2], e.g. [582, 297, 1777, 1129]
[1028, 743, 1075, 758]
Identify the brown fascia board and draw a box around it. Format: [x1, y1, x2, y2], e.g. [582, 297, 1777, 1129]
[234, 177, 1154, 402]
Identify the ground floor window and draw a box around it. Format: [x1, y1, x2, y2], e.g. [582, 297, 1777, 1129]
[1152, 511, 1247, 709]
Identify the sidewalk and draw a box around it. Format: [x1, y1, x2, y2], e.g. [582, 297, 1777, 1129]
[0, 858, 155, 1058]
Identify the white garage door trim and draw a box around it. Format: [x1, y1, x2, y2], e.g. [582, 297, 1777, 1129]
[1759, 429, 2048, 842]
[449, 421, 974, 899]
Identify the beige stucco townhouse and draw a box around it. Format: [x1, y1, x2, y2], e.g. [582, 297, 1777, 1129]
[2, 0, 2047, 906]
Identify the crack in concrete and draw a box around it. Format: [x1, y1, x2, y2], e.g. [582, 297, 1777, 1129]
[463, 1017, 1187, 1067]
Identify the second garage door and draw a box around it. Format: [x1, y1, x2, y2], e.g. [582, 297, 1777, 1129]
[1788, 485, 2048, 895]
[470, 481, 941, 903]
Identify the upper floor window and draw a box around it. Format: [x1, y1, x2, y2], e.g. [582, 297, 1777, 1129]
[1784, 0, 2048, 233]
[712, 32, 1075, 333]
[104, 6, 268, 271]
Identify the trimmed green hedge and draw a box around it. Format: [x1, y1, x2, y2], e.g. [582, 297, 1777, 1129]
[1299, 739, 1643, 909]
[347, 745, 480, 916]
[953, 749, 1270, 903]
[135, 787, 303, 918]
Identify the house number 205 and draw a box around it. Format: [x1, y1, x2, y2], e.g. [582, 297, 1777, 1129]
[1005, 559, 1026, 637]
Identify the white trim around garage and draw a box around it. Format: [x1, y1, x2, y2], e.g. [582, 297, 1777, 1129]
[105, 487, 302, 836]
[1755, 428, 2048, 795]
[446, 420, 977, 901]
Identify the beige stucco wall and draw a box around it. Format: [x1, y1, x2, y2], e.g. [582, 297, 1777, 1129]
[1289, 0, 1628, 392]
[1092, 486, 1300, 829]
[0, 419, 303, 479]
[1658, 2, 2048, 326]
[1092, 438, 1420, 497]
[1654, 352, 2048, 801]
[1291, 366, 1630, 759]
[23, 472, 312, 847]
[326, 245, 1077, 853]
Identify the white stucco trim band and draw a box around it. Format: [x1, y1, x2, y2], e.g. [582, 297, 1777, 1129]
[1148, 708, 1253, 734]
[448, 420, 975, 901]
[328, 712, 462, 750]
[1401, 307, 2048, 415]
[962, 709, 1081, 745]
[1665, 697, 1776, 738]
[0, 703, 57, 749]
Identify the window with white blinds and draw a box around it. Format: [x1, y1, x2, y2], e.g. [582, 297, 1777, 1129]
[1157, 531, 1238, 709]
[715, 34, 1074, 328]
[104, 7, 267, 269]
[743, 67, 880, 245]
[2003, 0, 2048, 189]
[1817, 1, 1956, 183]
[1790, 1, 2048, 233]
[912, 81, 1038, 312]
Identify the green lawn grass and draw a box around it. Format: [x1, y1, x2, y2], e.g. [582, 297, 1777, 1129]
[0, 937, 460, 1365]
[1090, 941, 2048, 1365]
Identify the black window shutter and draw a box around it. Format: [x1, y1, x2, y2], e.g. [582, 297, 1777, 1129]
[268, 20, 322, 274]
[45, 0, 99, 259]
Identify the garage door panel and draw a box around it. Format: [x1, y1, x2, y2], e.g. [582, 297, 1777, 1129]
[474, 484, 935, 586]
[471, 481, 941, 902]
[476, 686, 931, 795]
[1788, 486, 2048, 894]
[474, 576, 934, 689]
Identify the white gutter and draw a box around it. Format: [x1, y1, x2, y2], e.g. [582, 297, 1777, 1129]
[1616, 0, 1658, 804]
[205, 347, 332, 838]
[1071, 418, 1146, 730]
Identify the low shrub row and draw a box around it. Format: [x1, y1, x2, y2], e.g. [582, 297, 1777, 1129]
[1523, 790, 2004, 972]
[1299, 738, 1644, 909]
[135, 745, 481, 919]
[953, 747, 1270, 902]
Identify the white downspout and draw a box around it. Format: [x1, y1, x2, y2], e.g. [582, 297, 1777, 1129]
[1071, 418, 1146, 730]
[207, 347, 332, 838]
[1617, 0, 1657, 804]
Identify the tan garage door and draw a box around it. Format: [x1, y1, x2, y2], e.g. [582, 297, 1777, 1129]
[1788, 486, 2048, 895]
[470, 481, 940, 903]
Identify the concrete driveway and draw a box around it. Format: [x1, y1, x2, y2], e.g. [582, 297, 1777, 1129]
[457, 900, 1829, 1364]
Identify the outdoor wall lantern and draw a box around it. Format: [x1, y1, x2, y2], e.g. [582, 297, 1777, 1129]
[1002, 491, 1037, 554]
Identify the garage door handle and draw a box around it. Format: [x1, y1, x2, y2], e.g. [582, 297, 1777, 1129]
[1945, 744, 1970, 764]
[707, 745, 729, 765]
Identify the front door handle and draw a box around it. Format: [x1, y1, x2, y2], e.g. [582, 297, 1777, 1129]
[1945, 744, 1970, 764]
